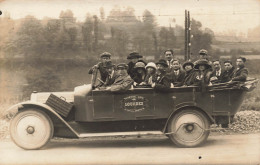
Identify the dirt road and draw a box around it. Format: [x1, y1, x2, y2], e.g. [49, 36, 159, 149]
[0, 133, 259, 165]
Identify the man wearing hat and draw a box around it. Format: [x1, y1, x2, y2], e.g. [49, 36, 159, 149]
[89, 52, 112, 83]
[151, 59, 171, 91]
[194, 49, 212, 66]
[102, 61, 116, 87]
[231, 57, 248, 82]
[127, 52, 144, 79]
[178, 61, 197, 86]
[108, 63, 134, 92]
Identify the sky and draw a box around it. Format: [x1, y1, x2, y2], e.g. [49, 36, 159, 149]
[0, 0, 260, 35]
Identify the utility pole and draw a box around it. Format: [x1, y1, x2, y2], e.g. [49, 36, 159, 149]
[184, 10, 191, 61]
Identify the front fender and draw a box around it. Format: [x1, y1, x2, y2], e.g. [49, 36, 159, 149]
[6, 101, 79, 137]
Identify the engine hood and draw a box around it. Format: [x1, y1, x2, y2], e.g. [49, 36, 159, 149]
[30, 84, 92, 103]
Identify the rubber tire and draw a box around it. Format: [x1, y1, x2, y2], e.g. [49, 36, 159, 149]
[167, 109, 210, 148]
[10, 109, 54, 150]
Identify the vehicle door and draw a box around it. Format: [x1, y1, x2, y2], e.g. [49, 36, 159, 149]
[92, 90, 115, 120]
[113, 88, 155, 120]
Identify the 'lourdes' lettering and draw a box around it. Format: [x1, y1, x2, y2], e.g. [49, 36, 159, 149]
[125, 102, 144, 106]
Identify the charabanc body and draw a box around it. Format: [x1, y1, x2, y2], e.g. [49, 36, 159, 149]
[7, 78, 258, 149]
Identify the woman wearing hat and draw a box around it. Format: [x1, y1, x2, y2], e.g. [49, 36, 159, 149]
[132, 61, 146, 85]
[140, 62, 157, 86]
[151, 59, 171, 91]
[178, 61, 197, 86]
[127, 52, 144, 79]
[193, 59, 212, 87]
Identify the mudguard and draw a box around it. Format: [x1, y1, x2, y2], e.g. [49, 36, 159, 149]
[162, 103, 215, 133]
[6, 101, 79, 137]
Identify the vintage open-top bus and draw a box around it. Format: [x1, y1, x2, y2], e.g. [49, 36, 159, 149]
[7, 77, 258, 149]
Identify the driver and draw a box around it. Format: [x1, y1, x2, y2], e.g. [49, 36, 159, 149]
[107, 63, 134, 92]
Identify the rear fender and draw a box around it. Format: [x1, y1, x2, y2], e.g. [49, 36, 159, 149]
[162, 105, 215, 133]
[8, 101, 79, 137]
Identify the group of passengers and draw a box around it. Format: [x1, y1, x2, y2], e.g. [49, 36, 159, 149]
[89, 49, 248, 92]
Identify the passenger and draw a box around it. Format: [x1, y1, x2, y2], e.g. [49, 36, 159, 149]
[151, 59, 171, 91]
[210, 60, 223, 83]
[107, 63, 134, 92]
[231, 57, 248, 82]
[167, 60, 185, 87]
[141, 62, 157, 85]
[132, 62, 146, 85]
[194, 59, 212, 86]
[179, 61, 197, 86]
[89, 52, 111, 83]
[164, 49, 176, 69]
[102, 61, 116, 87]
[94, 61, 116, 89]
[127, 52, 143, 79]
[220, 60, 235, 83]
[194, 49, 212, 66]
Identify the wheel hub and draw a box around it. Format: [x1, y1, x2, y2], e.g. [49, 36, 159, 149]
[185, 124, 194, 132]
[26, 126, 35, 134]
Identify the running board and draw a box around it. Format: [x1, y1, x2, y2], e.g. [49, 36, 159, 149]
[78, 131, 164, 138]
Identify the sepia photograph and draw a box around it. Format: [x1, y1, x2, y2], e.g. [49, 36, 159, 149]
[0, 0, 260, 164]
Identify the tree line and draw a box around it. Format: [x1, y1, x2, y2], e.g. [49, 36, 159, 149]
[1, 7, 215, 62]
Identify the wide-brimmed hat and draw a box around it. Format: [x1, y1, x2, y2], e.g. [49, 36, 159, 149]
[100, 52, 111, 58]
[145, 62, 157, 70]
[182, 61, 194, 69]
[116, 63, 128, 70]
[127, 52, 143, 59]
[156, 59, 168, 68]
[194, 59, 211, 70]
[103, 61, 115, 68]
[199, 49, 208, 55]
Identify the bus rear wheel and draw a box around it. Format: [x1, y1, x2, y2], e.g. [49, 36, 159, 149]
[167, 109, 210, 147]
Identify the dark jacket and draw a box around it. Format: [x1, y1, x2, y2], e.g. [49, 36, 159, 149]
[152, 73, 171, 91]
[168, 69, 185, 86]
[178, 69, 198, 86]
[210, 69, 223, 83]
[103, 71, 117, 87]
[220, 67, 235, 83]
[127, 62, 135, 79]
[232, 66, 248, 82]
[89, 62, 108, 82]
